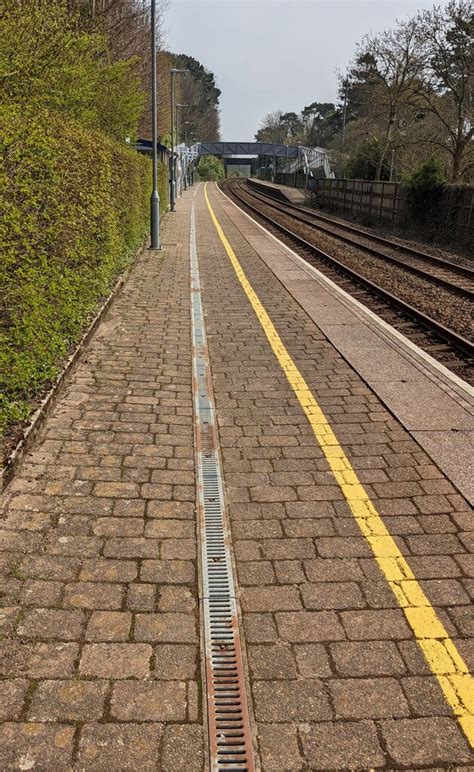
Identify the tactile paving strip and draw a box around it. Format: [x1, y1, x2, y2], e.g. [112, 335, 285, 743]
[190, 200, 255, 771]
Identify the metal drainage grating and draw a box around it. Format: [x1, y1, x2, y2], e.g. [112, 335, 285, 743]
[190, 204, 255, 772]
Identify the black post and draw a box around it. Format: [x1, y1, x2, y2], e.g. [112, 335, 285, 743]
[150, 0, 160, 248]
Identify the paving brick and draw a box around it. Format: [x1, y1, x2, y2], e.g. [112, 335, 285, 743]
[276, 611, 345, 642]
[0, 679, 28, 720]
[260, 538, 314, 559]
[381, 717, 472, 765]
[0, 723, 75, 770]
[253, 679, 332, 721]
[401, 675, 452, 716]
[299, 720, 385, 769]
[77, 723, 161, 771]
[330, 677, 409, 718]
[258, 724, 304, 770]
[248, 644, 297, 679]
[113, 499, 146, 517]
[447, 606, 474, 635]
[28, 679, 108, 721]
[21, 580, 63, 607]
[80, 643, 152, 678]
[17, 608, 84, 640]
[237, 561, 275, 585]
[243, 613, 278, 642]
[147, 500, 194, 519]
[45, 535, 102, 557]
[234, 539, 261, 560]
[103, 537, 160, 559]
[330, 640, 406, 676]
[422, 578, 470, 605]
[63, 581, 123, 609]
[144, 519, 195, 538]
[18, 555, 80, 581]
[93, 517, 144, 536]
[407, 533, 464, 554]
[272, 561, 305, 585]
[232, 519, 283, 539]
[241, 585, 301, 612]
[341, 609, 411, 640]
[158, 586, 196, 613]
[110, 681, 187, 721]
[79, 558, 137, 582]
[134, 613, 197, 643]
[124, 583, 155, 612]
[162, 725, 204, 772]
[304, 557, 364, 582]
[294, 644, 332, 677]
[285, 501, 336, 518]
[154, 644, 197, 679]
[316, 536, 373, 558]
[86, 610, 132, 641]
[140, 559, 195, 583]
[160, 538, 196, 559]
[301, 581, 365, 610]
[408, 555, 461, 578]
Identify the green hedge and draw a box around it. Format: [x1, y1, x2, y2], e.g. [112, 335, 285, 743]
[0, 104, 162, 438]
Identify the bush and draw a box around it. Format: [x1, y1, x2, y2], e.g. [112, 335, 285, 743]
[404, 156, 445, 224]
[196, 155, 225, 180]
[1, 1, 143, 142]
[345, 140, 390, 181]
[0, 103, 152, 437]
[0, 2, 166, 444]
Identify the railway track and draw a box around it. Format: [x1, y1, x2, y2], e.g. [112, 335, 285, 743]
[221, 179, 474, 383]
[245, 179, 474, 298]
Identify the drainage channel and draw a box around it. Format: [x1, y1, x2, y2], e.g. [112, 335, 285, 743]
[190, 201, 255, 772]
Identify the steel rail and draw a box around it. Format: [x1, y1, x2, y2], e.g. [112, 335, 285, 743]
[224, 182, 474, 360]
[247, 179, 474, 281]
[242, 181, 474, 300]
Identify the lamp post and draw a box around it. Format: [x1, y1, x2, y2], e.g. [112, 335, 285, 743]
[184, 121, 191, 188]
[150, 0, 160, 248]
[170, 68, 188, 212]
[175, 103, 188, 196]
[341, 81, 348, 149]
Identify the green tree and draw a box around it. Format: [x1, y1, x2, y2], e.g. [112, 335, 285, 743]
[175, 53, 221, 141]
[404, 156, 446, 222]
[1, 1, 143, 141]
[345, 139, 391, 180]
[196, 155, 225, 180]
[412, 0, 474, 182]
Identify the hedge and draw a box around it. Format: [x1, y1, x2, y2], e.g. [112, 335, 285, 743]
[0, 103, 166, 441]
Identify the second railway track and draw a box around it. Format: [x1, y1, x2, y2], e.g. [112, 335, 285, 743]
[221, 179, 474, 384]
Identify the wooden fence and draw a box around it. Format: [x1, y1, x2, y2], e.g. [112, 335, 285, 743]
[309, 178, 473, 245]
[309, 179, 404, 224]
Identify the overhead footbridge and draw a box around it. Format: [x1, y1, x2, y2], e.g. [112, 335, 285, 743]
[190, 141, 334, 179]
[135, 138, 334, 182]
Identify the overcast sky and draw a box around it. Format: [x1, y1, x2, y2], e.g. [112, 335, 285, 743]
[164, 0, 449, 141]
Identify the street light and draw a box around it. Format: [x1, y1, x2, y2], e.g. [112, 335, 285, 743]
[150, 0, 160, 248]
[184, 121, 192, 188]
[175, 104, 188, 196]
[170, 68, 189, 212]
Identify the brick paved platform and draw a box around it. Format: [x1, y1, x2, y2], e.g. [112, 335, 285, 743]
[0, 182, 473, 770]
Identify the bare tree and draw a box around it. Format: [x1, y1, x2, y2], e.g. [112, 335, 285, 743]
[412, 0, 473, 182]
[255, 111, 287, 143]
[344, 19, 425, 179]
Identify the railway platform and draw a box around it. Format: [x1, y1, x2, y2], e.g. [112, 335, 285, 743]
[248, 178, 308, 205]
[0, 182, 473, 770]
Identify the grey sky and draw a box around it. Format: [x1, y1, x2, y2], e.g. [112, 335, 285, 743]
[164, 1, 447, 141]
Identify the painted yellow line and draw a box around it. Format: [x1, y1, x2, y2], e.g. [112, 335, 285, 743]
[203, 182, 474, 746]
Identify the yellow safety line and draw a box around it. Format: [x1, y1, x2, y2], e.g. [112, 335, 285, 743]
[203, 182, 474, 746]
